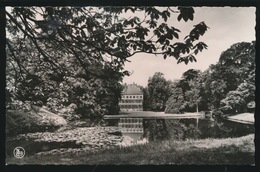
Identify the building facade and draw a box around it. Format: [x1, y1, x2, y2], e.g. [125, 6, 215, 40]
[119, 83, 143, 112]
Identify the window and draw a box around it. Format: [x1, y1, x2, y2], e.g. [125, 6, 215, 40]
[126, 96, 128, 98]
[130, 96, 132, 98]
[133, 96, 135, 98]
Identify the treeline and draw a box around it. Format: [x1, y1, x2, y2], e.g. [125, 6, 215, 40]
[143, 41, 255, 117]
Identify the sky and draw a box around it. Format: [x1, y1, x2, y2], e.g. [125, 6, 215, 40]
[122, 7, 255, 87]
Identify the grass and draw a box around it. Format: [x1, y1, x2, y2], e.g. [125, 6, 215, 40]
[6, 134, 255, 165]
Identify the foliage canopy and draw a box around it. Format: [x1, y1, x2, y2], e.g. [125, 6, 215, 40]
[163, 41, 255, 116]
[6, 6, 209, 118]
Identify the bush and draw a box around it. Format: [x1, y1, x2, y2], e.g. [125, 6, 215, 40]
[6, 106, 67, 135]
[219, 105, 233, 115]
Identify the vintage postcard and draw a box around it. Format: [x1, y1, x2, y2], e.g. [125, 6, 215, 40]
[5, 6, 255, 165]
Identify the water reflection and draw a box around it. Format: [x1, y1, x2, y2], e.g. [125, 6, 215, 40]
[118, 117, 147, 146]
[179, 118, 254, 139]
[120, 133, 147, 146]
[117, 117, 254, 144]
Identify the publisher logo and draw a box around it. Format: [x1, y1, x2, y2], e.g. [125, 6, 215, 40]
[13, 147, 25, 158]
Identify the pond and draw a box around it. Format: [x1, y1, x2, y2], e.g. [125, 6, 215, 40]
[120, 117, 254, 142]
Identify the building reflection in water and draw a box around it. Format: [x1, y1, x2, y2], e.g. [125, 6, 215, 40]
[118, 118, 148, 146]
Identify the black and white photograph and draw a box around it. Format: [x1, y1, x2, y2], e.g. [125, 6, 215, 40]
[5, 6, 255, 165]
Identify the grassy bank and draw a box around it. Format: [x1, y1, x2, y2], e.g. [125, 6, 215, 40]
[6, 134, 254, 165]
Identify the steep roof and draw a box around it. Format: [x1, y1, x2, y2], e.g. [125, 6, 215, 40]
[122, 84, 143, 95]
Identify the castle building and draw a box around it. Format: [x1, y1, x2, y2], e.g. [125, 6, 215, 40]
[119, 83, 143, 112]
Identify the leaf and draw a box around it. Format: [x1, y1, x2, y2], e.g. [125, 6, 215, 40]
[190, 56, 193, 62]
[173, 32, 179, 39]
[194, 49, 199, 55]
[177, 13, 182, 21]
[184, 35, 189, 40]
[167, 33, 173, 40]
[177, 58, 182, 64]
[162, 45, 166, 50]
[193, 56, 197, 62]
[81, 30, 86, 38]
[162, 13, 167, 22]
[156, 36, 166, 44]
[186, 47, 190, 54]
[123, 70, 130, 76]
[172, 27, 180, 32]
[183, 15, 189, 22]
[153, 29, 161, 37]
[189, 14, 194, 21]
[178, 7, 195, 22]
[168, 48, 172, 53]
[185, 58, 189, 65]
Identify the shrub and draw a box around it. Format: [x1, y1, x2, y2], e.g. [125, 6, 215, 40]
[6, 106, 67, 135]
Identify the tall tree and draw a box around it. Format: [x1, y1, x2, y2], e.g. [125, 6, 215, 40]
[147, 72, 170, 111]
[165, 86, 185, 114]
[177, 69, 201, 111]
[177, 69, 201, 99]
[185, 79, 201, 113]
[202, 41, 255, 112]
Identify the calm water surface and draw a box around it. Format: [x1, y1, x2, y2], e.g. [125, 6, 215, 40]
[123, 117, 254, 142]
